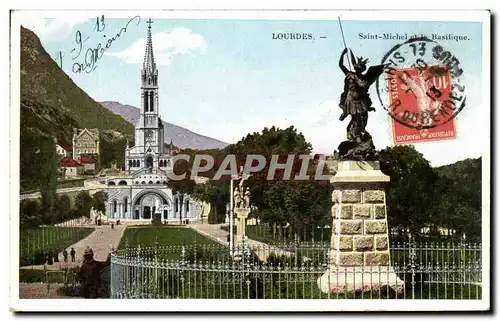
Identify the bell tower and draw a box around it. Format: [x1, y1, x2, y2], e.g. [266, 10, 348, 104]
[134, 18, 164, 159]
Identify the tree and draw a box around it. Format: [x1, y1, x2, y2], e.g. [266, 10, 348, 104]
[193, 181, 229, 224]
[99, 135, 129, 169]
[20, 199, 41, 229]
[225, 125, 331, 238]
[227, 126, 313, 215]
[55, 195, 72, 223]
[262, 180, 331, 241]
[167, 155, 196, 195]
[92, 191, 108, 214]
[433, 158, 482, 241]
[379, 145, 438, 236]
[73, 191, 93, 218]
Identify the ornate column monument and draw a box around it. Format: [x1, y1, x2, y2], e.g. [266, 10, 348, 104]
[233, 185, 251, 247]
[317, 44, 403, 294]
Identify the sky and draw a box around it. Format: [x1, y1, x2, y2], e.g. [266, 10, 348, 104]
[16, 11, 487, 166]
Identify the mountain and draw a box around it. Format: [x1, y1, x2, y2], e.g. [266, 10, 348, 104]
[20, 26, 135, 189]
[20, 26, 134, 140]
[100, 101, 229, 150]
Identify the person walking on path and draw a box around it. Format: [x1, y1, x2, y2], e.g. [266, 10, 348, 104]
[70, 248, 76, 262]
[62, 249, 68, 263]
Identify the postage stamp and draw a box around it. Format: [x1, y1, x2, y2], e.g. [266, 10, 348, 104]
[9, 9, 490, 312]
[376, 37, 465, 144]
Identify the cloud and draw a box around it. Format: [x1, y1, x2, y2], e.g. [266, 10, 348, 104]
[106, 27, 206, 65]
[17, 11, 93, 41]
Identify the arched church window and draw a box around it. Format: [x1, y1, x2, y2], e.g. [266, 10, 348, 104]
[144, 92, 149, 112]
[148, 181, 153, 184]
[156, 181, 161, 184]
[149, 91, 154, 112]
[135, 181, 139, 184]
[142, 181, 146, 184]
[186, 200, 190, 212]
[124, 198, 128, 213]
[113, 200, 117, 213]
[163, 181, 167, 185]
[129, 160, 133, 168]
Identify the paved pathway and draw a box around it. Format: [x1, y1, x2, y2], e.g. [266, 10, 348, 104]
[189, 222, 230, 245]
[21, 225, 127, 270]
[19, 283, 72, 299]
[189, 222, 293, 261]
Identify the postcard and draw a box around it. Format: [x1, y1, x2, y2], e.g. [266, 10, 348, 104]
[10, 9, 490, 312]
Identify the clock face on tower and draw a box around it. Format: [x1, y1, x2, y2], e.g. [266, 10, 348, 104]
[145, 129, 155, 141]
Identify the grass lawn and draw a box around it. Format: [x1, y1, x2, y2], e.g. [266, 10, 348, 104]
[20, 227, 94, 266]
[117, 226, 226, 261]
[117, 226, 220, 250]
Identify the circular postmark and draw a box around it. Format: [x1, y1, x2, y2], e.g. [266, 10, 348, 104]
[375, 37, 467, 130]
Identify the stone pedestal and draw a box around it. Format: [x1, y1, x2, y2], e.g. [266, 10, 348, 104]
[317, 161, 404, 294]
[234, 207, 250, 246]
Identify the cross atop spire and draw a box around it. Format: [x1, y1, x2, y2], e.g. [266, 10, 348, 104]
[143, 18, 156, 75]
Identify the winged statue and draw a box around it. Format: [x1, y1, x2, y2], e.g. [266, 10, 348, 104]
[337, 48, 388, 160]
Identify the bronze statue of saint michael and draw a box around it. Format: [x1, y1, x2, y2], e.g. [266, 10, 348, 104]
[336, 48, 387, 161]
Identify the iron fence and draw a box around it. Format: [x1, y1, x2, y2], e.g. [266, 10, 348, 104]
[110, 239, 482, 299]
[238, 223, 477, 245]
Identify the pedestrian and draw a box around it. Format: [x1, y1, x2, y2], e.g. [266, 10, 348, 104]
[70, 247, 76, 262]
[62, 249, 68, 263]
[47, 249, 53, 265]
[77, 247, 111, 298]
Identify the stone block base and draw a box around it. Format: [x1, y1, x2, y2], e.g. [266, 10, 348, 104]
[317, 266, 404, 294]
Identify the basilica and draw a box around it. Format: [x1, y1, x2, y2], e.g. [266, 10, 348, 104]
[103, 20, 202, 222]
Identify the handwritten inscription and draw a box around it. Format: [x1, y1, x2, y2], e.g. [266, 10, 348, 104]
[55, 15, 141, 74]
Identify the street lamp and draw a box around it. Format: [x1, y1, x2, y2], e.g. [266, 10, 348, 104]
[177, 192, 184, 225]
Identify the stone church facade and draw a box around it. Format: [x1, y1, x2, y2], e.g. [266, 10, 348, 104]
[103, 20, 202, 222]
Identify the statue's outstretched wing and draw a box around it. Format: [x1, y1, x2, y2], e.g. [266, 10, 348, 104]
[365, 64, 389, 86]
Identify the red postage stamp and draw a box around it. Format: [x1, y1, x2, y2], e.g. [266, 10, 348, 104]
[387, 67, 457, 144]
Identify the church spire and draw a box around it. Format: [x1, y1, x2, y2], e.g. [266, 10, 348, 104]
[143, 18, 156, 75]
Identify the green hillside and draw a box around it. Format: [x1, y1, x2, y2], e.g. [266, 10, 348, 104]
[434, 157, 482, 240]
[19, 26, 134, 191]
[20, 26, 134, 137]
